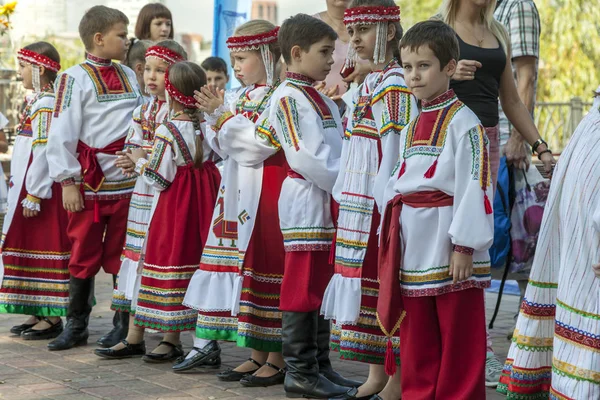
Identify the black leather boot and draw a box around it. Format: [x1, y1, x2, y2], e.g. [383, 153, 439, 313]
[283, 311, 357, 399]
[317, 315, 364, 389]
[48, 276, 94, 351]
[97, 275, 129, 348]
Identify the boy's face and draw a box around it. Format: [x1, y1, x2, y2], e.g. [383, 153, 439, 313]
[231, 50, 265, 86]
[206, 70, 229, 90]
[144, 57, 168, 98]
[96, 22, 129, 60]
[291, 37, 335, 82]
[400, 44, 456, 102]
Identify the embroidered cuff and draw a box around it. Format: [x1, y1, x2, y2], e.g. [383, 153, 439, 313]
[453, 245, 474, 255]
[21, 195, 41, 211]
[60, 177, 76, 187]
[205, 103, 230, 127]
[211, 111, 234, 132]
[134, 158, 149, 175]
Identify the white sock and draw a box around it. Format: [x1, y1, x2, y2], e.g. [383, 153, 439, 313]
[185, 338, 213, 360]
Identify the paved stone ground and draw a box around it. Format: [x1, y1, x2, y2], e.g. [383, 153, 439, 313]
[0, 273, 517, 399]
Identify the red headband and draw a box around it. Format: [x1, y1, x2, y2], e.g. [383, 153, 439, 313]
[343, 6, 401, 25]
[17, 48, 61, 72]
[145, 45, 185, 65]
[226, 26, 279, 52]
[164, 68, 197, 108]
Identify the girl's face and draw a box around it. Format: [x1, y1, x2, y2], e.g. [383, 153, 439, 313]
[150, 17, 172, 42]
[231, 50, 266, 86]
[18, 61, 33, 90]
[144, 57, 169, 99]
[348, 24, 377, 62]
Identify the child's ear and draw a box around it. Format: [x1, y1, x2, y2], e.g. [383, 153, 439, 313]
[93, 32, 104, 48]
[135, 62, 144, 75]
[291, 45, 303, 63]
[39, 65, 46, 77]
[225, 74, 230, 83]
[387, 23, 397, 42]
[445, 59, 457, 77]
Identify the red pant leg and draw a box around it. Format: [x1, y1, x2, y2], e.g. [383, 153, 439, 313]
[400, 295, 441, 400]
[101, 198, 130, 275]
[66, 203, 108, 279]
[436, 288, 486, 400]
[279, 251, 332, 312]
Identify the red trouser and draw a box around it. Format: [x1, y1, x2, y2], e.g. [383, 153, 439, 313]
[400, 288, 486, 400]
[67, 198, 130, 279]
[279, 251, 332, 312]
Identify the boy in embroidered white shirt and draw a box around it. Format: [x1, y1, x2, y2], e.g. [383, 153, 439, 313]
[46, 5, 142, 351]
[270, 14, 358, 400]
[376, 20, 494, 399]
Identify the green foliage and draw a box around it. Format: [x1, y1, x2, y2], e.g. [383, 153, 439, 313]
[399, 0, 439, 29]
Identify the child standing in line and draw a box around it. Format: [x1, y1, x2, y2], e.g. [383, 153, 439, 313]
[122, 39, 153, 103]
[271, 14, 358, 399]
[0, 42, 70, 341]
[320, 1, 418, 398]
[178, 21, 288, 386]
[97, 61, 220, 362]
[46, 6, 142, 351]
[97, 41, 187, 349]
[201, 57, 230, 91]
[376, 20, 494, 399]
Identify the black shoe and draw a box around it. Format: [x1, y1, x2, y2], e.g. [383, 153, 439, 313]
[172, 341, 222, 373]
[217, 357, 263, 381]
[94, 340, 146, 359]
[10, 319, 39, 335]
[283, 311, 354, 399]
[240, 362, 286, 387]
[97, 275, 129, 348]
[48, 276, 94, 351]
[21, 318, 63, 340]
[141, 341, 184, 363]
[316, 316, 364, 389]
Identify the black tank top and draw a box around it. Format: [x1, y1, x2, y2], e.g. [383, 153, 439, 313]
[450, 35, 506, 127]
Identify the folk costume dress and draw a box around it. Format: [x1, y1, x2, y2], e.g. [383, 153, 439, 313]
[268, 72, 343, 312]
[47, 53, 142, 280]
[111, 96, 168, 313]
[497, 101, 600, 400]
[0, 83, 71, 317]
[321, 59, 417, 365]
[183, 83, 287, 352]
[0, 112, 8, 213]
[376, 90, 494, 398]
[132, 119, 220, 332]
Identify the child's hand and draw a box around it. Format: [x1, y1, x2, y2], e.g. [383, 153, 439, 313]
[62, 184, 84, 213]
[126, 148, 148, 164]
[593, 263, 600, 278]
[23, 207, 39, 218]
[195, 86, 224, 115]
[449, 251, 474, 284]
[115, 150, 135, 170]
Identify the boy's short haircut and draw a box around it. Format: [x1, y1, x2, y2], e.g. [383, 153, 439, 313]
[279, 14, 337, 65]
[201, 57, 228, 75]
[78, 6, 129, 50]
[399, 20, 459, 69]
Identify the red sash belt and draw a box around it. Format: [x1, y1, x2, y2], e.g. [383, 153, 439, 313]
[377, 190, 453, 376]
[287, 170, 304, 180]
[76, 137, 126, 222]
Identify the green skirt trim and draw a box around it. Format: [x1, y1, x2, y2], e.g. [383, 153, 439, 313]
[0, 304, 67, 317]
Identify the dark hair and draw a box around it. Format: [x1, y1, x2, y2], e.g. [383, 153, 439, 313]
[135, 3, 174, 40]
[123, 39, 152, 69]
[399, 20, 459, 69]
[78, 6, 129, 50]
[24, 41, 61, 83]
[279, 14, 337, 64]
[154, 39, 188, 61]
[201, 57, 228, 75]
[349, 0, 403, 61]
[167, 62, 207, 168]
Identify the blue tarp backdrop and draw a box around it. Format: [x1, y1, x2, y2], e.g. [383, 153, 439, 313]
[212, 0, 252, 89]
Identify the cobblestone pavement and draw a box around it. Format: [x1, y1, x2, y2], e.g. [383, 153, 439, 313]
[0, 273, 517, 399]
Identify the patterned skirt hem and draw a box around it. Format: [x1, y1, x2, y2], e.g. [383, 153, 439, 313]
[237, 336, 282, 353]
[330, 342, 393, 365]
[496, 383, 549, 400]
[196, 327, 237, 341]
[0, 304, 67, 317]
[133, 320, 195, 332]
[110, 304, 132, 313]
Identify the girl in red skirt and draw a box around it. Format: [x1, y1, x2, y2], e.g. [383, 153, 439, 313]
[0, 42, 71, 340]
[95, 61, 220, 362]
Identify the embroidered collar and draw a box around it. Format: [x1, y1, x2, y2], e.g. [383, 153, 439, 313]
[422, 90, 458, 112]
[86, 53, 112, 67]
[286, 72, 315, 87]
